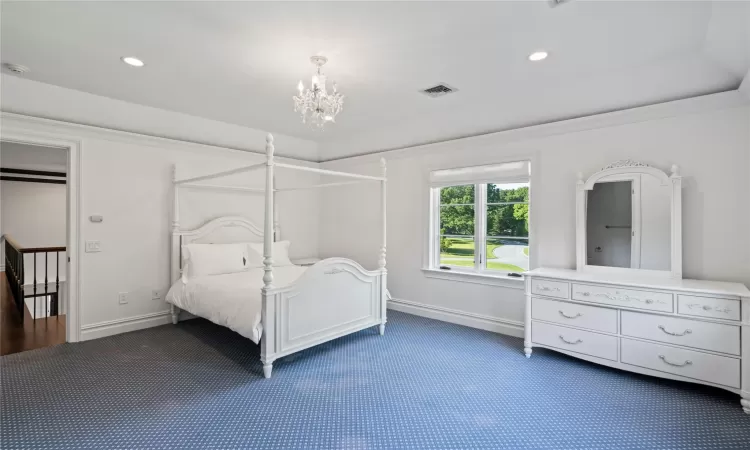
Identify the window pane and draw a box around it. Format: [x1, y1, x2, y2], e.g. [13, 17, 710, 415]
[440, 237, 475, 268]
[440, 184, 475, 205]
[486, 238, 529, 272]
[440, 205, 474, 236]
[486, 205, 528, 238]
[487, 183, 529, 204]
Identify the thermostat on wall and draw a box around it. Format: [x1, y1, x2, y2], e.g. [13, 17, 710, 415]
[90, 215, 103, 223]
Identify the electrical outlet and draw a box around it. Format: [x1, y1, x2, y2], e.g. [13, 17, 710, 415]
[151, 290, 162, 300]
[85, 241, 101, 253]
[118, 292, 128, 305]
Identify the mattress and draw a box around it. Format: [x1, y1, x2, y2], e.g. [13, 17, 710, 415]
[165, 265, 307, 343]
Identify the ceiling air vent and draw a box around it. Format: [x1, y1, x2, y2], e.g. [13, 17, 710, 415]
[421, 83, 458, 98]
[549, 0, 572, 7]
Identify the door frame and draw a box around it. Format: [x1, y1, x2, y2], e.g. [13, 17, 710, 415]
[1, 130, 82, 343]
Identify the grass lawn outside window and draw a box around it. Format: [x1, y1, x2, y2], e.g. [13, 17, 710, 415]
[440, 237, 527, 273]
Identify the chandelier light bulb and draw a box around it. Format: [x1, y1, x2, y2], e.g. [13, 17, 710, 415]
[297, 81, 304, 92]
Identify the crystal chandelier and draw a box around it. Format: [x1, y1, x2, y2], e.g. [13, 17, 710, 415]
[293, 56, 344, 129]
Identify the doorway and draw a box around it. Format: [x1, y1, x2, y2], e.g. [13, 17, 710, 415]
[1, 140, 74, 355]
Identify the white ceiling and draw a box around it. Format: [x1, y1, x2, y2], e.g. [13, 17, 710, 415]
[1, 1, 748, 161]
[1, 142, 68, 172]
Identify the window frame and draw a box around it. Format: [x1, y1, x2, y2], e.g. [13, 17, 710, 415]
[429, 175, 531, 280]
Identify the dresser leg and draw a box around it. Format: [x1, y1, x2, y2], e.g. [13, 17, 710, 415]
[263, 362, 273, 379]
[524, 290, 532, 359]
[741, 394, 750, 414]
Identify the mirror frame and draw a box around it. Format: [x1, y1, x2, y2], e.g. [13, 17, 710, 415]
[575, 159, 682, 279]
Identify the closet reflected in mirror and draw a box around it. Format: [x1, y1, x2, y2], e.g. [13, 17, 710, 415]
[586, 174, 671, 270]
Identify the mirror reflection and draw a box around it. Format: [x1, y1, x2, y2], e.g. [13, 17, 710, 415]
[586, 175, 670, 270]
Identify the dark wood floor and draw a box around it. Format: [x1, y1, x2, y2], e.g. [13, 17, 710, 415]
[1, 272, 66, 356]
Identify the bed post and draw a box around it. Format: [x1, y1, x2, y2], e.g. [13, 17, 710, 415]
[378, 158, 387, 336]
[261, 134, 276, 378]
[273, 176, 280, 241]
[170, 166, 181, 325]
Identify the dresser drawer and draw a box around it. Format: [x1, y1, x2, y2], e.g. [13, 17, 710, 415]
[621, 311, 740, 355]
[532, 321, 617, 361]
[677, 295, 741, 321]
[531, 279, 569, 299]
[532, 297, 617, 334]
[571, 283, 673, 313]
[620, 338, 740, 388]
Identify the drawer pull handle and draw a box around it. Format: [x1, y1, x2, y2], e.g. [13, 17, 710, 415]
[579, 292, 591, 297]
[658, 355, 692, 367]
[658, 325, 692, 337]
[592, 292, 666, 306]
[686, 303, 732, 315]
[538, 286, 560, 292]
[558, 310, 583, 319]
[559, 335, 583, 345]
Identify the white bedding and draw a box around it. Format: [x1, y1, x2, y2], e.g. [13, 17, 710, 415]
[165, 265, 307, 343]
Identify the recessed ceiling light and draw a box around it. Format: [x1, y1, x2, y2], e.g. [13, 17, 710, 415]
[528, 51, 548, 62]
[121, 56, 145, 67]
[2, 63, 30, 74]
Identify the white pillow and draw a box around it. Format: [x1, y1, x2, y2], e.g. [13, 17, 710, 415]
[182, 243, 249, 278]
[248, 241, 294, 267]
[242, 243, 264, 269]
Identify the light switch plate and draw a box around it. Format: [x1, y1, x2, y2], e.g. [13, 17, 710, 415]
[118, 292, 128, 305]
[85, 241, 101, 253]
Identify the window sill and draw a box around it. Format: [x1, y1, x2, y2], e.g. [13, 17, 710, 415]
[421, 268, 525, 290]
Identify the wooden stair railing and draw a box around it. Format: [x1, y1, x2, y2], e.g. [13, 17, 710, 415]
[3, 235, 66, 322]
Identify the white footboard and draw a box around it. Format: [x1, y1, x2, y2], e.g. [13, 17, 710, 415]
[260, 258, 387, 378]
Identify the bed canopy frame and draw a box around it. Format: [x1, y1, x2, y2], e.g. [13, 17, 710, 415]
[170, 134, 387, 378]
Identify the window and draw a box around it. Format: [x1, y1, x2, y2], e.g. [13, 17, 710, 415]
[429, 161, 530, 278]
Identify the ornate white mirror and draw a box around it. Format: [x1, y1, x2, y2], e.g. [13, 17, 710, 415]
[576, 160, 682, 279]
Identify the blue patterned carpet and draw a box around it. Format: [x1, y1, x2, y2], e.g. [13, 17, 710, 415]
[1, 310, 748, 449]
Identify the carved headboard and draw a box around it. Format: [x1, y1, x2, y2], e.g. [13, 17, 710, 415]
[170, 216, 272, 283]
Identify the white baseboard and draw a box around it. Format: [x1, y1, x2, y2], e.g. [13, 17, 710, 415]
[0, 264, 5, 272]
[79, 301, 521, 342]
[388, 298, 524, 338]
[80, 311, 172, 341]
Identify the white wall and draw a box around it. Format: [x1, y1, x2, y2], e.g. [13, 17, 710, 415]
[2, 78, 321, 339]
[319, 99, 750, 334]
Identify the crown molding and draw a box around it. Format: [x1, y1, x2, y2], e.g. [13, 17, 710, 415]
[321, 89, 750, 166]
[0, 112, 318, 165]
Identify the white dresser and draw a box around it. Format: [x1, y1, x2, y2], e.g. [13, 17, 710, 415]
[524, 268, 750, 413]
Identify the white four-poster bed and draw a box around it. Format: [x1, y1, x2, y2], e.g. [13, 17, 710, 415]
[167, 134, 387, 378]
